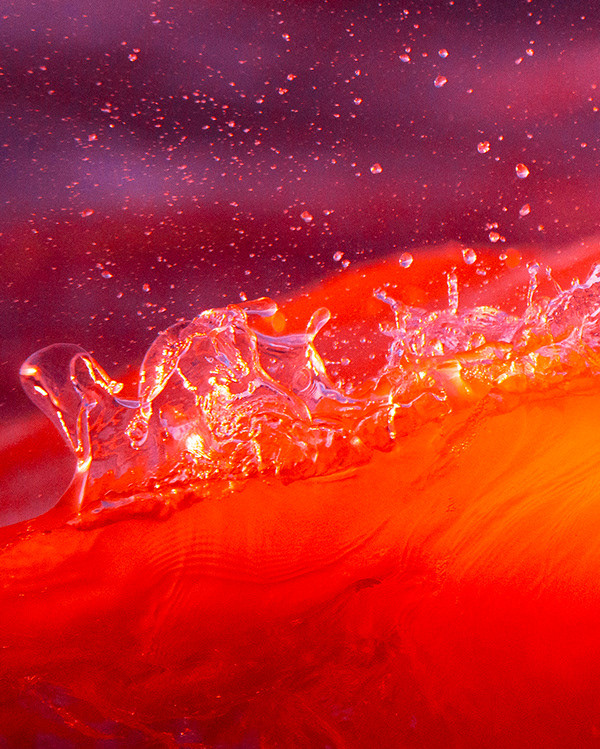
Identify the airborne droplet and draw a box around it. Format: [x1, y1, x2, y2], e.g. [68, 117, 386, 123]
[477, 141, 490, 154]
[515, 163, 530, 179]
[462, 248, 477, 265]
[399, 252, 413, 268]
[519, 203, 531, 217]
[434, 75, 448, 88]
[370, 163, 383, 174]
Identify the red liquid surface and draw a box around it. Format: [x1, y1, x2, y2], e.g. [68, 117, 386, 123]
[3, 243, 600, 747]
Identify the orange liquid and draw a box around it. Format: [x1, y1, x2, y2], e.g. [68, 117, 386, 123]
[2, 242, 600, 747]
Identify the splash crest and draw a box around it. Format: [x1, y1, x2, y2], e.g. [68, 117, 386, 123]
[17, 260, 600, 528]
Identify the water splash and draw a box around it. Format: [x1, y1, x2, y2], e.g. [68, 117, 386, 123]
[18, 260, 600, 528]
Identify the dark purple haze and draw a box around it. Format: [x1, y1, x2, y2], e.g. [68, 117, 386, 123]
[1, 0, 599, 418]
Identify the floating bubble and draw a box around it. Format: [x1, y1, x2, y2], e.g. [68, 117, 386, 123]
[399, 252, 413, 268]
[477, 141, 490, 154]
[399, 54, 410, 63]
[370, 163, 383, 174]
[438, 48, 449, 58]
[462, 248, 477, 265]
[516, 163, 530, 179]
[300, 210, 313, 223]
[333, 251, 344, 262]
[434, 74, 448, 88]
[519, 203, 531, 217]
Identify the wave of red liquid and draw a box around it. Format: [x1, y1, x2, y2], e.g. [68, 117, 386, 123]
[2, 241, 600, 747]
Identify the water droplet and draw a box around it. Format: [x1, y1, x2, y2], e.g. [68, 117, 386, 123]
[300, 210, 313, 223]
[462, 248, 477, 265]
[399, 252, 413, 268]
[438, 48, 449, 58]
[142, 283, 150, 293]
[519, 203, 531, 217]
[515, 163, 530, 179]
[333, 251, 344, 262]
[526, 48, 534, 56]
[399, 54, 410, 63]
[488, 231, 501, 243]
[447, 272, 459, 314]
[353, 97, 362, 105]
[80, 209, 94, 218]
[434, 75, 447, 88]
[101, 270, 113, 279]
[477, 141, 490, 154]
[370, 163, 382, 174]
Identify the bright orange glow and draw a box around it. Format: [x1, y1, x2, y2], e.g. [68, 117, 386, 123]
[2, 242, 600, 746]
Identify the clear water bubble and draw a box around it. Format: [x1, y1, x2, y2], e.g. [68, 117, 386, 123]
[438, 49, 449, 58]
[399, 54, 410, 63]
[300, 210, 313, 223]
[434, 75, 448, 88]
[462, 248, 477, 265]
[370, 163, 383, 174]
[519, 203, 531, 217]
[399, 252, 413, 268]
[515, 163, 530, 179]
[477, 141, 490, 154]
[333, 251, 344, 262]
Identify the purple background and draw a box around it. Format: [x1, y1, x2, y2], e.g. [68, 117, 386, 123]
[1, 0, 599, 418]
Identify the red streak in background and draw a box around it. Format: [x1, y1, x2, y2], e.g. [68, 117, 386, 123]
[3, 242, 600, 747]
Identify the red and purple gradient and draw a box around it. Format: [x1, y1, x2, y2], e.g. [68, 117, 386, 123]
[2, 1, 600, 746]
